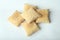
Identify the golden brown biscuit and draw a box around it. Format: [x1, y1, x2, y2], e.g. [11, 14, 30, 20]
[24, 4, 37, 11]
[21, 8, 40, 23]
[21, 22, 39, 36]
[8, 10, 24, 26]
[36, 9, 49, 23]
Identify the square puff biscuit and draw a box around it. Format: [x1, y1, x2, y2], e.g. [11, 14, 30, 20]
[24, 4, 37, 11]
[36, 9, 49, 23]
[8, 10, 24, 26]
[21, 8, 40, 23]
[21, 22, 39, 36]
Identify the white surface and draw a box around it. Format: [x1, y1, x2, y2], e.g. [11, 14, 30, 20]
[0, 0, 60, 40]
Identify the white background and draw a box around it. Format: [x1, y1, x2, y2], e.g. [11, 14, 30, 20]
[0, 0, 60, 40]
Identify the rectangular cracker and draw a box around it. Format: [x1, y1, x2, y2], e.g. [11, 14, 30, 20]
[21, 22, 39, 36]
[21, 8, 40, 23]
[24, 4, 37, 11]
[36, 9, 49, 23]
[8, 10, 24, 26]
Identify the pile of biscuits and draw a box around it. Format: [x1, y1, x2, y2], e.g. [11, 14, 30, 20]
[8, 4, 50, 36]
